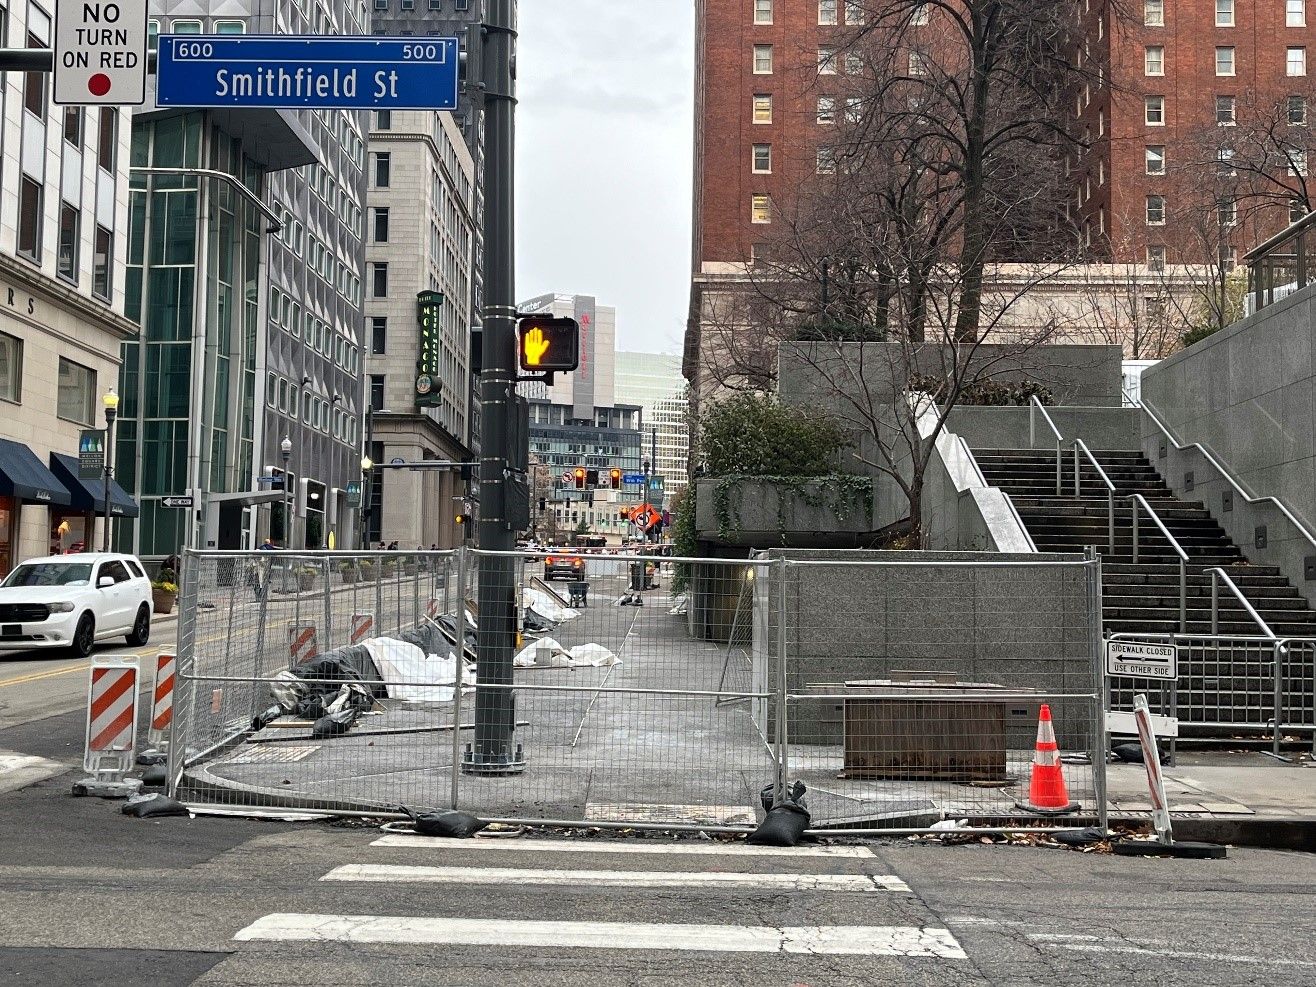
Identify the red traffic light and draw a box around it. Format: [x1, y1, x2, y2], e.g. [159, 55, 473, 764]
[518, 316, 580, 372]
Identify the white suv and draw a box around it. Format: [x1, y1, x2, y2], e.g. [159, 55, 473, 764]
[0, 553, 154, 657]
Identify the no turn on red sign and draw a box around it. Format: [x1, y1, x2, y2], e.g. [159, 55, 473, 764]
[54, 0, 148, 105]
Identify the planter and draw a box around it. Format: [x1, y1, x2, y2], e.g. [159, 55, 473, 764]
[340, 569, 359, 584]
[151, 588, 177, 615]
[298, 573, 317, 591]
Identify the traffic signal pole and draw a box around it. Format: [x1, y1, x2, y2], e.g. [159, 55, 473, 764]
[465, 0, 524, 774]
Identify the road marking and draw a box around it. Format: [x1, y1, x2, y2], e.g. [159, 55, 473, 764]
[1034, 937, 1316, 968]
[323, 863, 909, 893]
[371, 834, 876, 858]
[0, 662, 89, 689]
[234, 914, 964, 957]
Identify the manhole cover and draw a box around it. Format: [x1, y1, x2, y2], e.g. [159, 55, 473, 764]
[222, 745, 321, 765]
[585, 803, 756, 825]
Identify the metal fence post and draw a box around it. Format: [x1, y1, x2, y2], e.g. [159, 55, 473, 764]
[774, 556, 788, 804]
[1132, 501, 1140, 563]
[1089, 550, 1109, 833]
[322, 556, 333, 651]
[167, 550, 200, 797]
[1211, 572, 1219, 635]
[1107, 489, 1115, 558]
[450, 545, 468, 808]
[1073, 443, 1081, 497]
[375, 555, 384, 637]
[1273, 640, 1285, 758]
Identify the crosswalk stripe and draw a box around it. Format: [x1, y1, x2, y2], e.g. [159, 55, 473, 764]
[234, 914, 965, 958]
[323, 863, 911, 893]
[371, 834, 876, 858]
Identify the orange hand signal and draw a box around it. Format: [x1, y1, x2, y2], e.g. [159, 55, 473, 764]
[523, 327, 551, 367]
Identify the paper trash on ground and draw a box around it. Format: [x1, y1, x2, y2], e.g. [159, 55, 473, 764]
[363, 637, 475, 702]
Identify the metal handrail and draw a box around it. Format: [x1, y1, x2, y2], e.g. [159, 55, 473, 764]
[1136, 394, 1316, 558]
[1072, 439, 1116, 556]
[1129, 493, 1189, 633]
[1204, 566, 1277, 640]
[1027, 395, 1063, 495]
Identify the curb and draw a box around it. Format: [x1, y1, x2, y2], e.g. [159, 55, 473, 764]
[1164, 816, 1316, 853]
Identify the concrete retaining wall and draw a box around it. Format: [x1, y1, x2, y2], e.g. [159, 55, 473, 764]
[946, 406, 1140, 452]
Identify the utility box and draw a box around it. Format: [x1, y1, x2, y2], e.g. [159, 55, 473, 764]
[840, 674, 1025, 782]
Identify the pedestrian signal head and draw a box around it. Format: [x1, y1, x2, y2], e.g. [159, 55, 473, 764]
[517, 316, 580, 372]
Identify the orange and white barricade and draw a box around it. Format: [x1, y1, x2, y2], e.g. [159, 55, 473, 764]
[83, 657, 140, 778]
[288, 624, 319, 666]
[350, 611, 374, 644]
[148, 653, 176, 749]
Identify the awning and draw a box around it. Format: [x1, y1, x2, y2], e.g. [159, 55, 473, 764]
[49, 452, 139, 518]
[0, 438, 72, 506]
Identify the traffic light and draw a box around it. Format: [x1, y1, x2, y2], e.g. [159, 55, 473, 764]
[609, 468, 621, 489]
[573, 467, 586, 489]
[455, 512, 468, 526]
[517, 315, 580, 372]
[586, 468, 599, 487]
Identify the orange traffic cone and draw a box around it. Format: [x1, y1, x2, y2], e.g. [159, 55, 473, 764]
[1019, 704, 1079, 815]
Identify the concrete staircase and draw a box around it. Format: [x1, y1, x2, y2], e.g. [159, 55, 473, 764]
[972, 448, 1316, 638]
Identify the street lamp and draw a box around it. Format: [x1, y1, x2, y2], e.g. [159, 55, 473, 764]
[360, 455, 373, 549]
[280, 436, 293, 593]
[101, 390, 119, 552]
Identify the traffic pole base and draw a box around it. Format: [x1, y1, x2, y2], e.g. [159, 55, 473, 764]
[460, 742, 527, 776]
[1114, 839, 1227, 859]
[71, 777, 143, 799]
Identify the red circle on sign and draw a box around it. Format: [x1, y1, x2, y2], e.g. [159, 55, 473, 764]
[88, 73, 112, 97]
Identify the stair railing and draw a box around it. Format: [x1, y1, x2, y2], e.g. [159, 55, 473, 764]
[1072, 439, 1116, 557]
[1027, 395, 1063, 496]
[1130, 492, 1189, 634]
[1205, 566, 1277, 640]
[957, 435, 1039, 552]
[1134, 393, 1316, 560]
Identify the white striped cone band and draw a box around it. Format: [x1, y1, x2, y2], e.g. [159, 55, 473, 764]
[151, 653, 176, 731]
[1032, 709, 1060, 767]
[289, 625, 318, 664]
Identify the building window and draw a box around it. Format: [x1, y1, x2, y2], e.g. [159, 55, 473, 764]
[1218, 148, 1236, 174]
[817, 147, 836, 174]
[0, 334, 22, 404]
[1289, 47, 1307, 76]
[1219, 245, 1237, 271]
[1144, 0, 1163, 25]
[171, 18, 201, 32]
[1218, 197, 1237, 226]
[57, 204, 79, 282]
[1145, 95, 1165, 125]
[751, 144, 771, 173]
[1216, 0, 1234, 26]
[370, 317, 387, 355]
[1215, 95, 1236, 125]
[1146, 194, 1166, 225]
[372, 262, 388, 297]
[908, 52, 928, 75]
[214, 19, 245, 33]
[373, 207, 389, 242]
[375, 110, 391, 130]
[93, 226, 112, 300]
[57, 358, 95, 425]
[1147, 245, 1167, 271]
[1291, 198, 1308, 223]
[1145, 145, 1165, 174]
[1290, 149, 1308, 176]
[1144, 297, 1167, 321]
[1145, 46, 1164, 75]
[24, 25, 47, 117]
[1215, 46, 1235, 76]
[369, 375, 385, 412]
[818, 95, 836, 123]
[752, 94, 772, 124]
[846, 1, 867, 25]
[818, 0, 837, 24]
[910, 3, 930, 24]
[97, 109, 117, 171]
[754, 0, 772, 24]
[1289, 95, 1308, 125]
[62, 107, 83, 146]
[753, 44, 773, 74]
[818, 46, 837, 74]
[1288, 0, 1306, 27]
[751, 194, 771, 224]
[18, 178, 41, 260]
[373, 152, 391, 187]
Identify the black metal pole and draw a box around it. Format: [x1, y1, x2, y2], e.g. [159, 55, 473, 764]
[465, 0, 523, 774]
[102, 408, 117, 552]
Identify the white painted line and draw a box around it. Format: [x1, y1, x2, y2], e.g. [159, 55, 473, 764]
[234, 914, 965, 958]
[1037, 939, 1316, 969]
[371, 834, 876, 858]
[323, 863, 910, 893]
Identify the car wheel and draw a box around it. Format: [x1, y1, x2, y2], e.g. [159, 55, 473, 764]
[126, 604, 151, 647]
[70, 614, 96, 659]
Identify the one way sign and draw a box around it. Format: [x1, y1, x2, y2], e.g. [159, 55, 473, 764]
[161, 496, 194, 509]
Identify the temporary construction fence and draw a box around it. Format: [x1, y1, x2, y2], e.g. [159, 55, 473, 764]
[165, 548, 1107, 832]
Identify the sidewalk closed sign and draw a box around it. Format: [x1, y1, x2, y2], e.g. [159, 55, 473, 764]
[1105, 641, 1178, 680]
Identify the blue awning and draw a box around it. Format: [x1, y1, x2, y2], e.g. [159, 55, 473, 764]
[49, 453, 139, 518]
[0, 438, 72, 506]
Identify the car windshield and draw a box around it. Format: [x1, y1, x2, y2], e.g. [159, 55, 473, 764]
[2, 562, 94, 587]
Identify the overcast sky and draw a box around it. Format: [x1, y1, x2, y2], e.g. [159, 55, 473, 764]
[515, 3, 694, 356]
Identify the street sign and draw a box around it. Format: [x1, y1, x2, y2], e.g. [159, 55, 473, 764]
[561, 471, 574, 485]
[161, 496, 194, 509]
[257, 475, 280, 484]
[1105, 640, 1178, 680]
[390, 457, 406, 466]
[78, 429, 106, 480]
[346, 481, 362, 509]
[55, 0, 149, 106]
[155, 35, 460, 110]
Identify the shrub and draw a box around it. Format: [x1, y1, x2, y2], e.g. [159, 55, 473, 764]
[698, 394, 853, 477]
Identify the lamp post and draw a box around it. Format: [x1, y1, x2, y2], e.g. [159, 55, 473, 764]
[100, 390, 119, 552]
[280, 436, 292, 593]
[359, 454, 373, 549]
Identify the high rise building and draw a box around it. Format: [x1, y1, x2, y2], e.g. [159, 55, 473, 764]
[362, 109, 477, 550]
[117, 4, 368, 557]
[0, 2, 139, 573]
[614, 351, 689, 497]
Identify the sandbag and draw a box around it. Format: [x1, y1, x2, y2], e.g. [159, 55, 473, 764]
[252, 704, 283, 731]
[747, 804, 810, 847]
[405, 807, 488, 838]
[311, 707, 360, 738]
[122, 794, 190, 818]
[140, 763, 167, 787]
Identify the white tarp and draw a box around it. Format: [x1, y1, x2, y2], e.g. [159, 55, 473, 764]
[522, 588, 580, 624]
[513, 638, 620, 668]
[362, 637, 475, 702]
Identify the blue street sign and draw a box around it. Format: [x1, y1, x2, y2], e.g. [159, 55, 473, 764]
[622, 473, 646, 485]
[156, 35, 459, 110]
